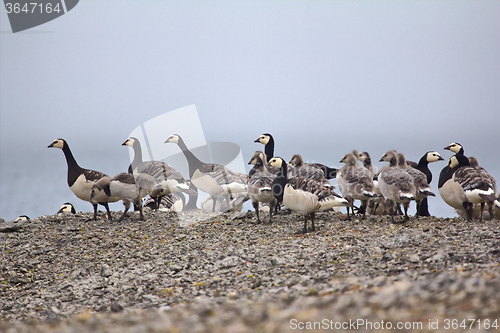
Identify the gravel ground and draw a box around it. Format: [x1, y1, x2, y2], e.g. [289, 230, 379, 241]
[1, 209, 500, 332]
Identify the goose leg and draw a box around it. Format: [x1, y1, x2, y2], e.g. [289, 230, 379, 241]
[480, 202, 485, 221]
[100, 202, 112, 220]
[211, 196, 217, 212]
[252, 201, 261, 223]
[92, 203, 98, 220]
[302, 215, 308, 234]
[268, 201, 275, 224]
[462, 202, 472, 221]
[414, 200, 421, 218]
[118, 201, 130, 222]
[361, 200, 367, 220]
[310, 213, 315, 232]
[403, 203, 410, 221]
[135, 199, 144, 220]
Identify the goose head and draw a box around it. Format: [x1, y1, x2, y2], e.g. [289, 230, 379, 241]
[288, 154, 304, 167]
[57, 202, 76, 214]
[165, 134, 180, 144]
[339, 153, 357, 166]
[254, 133, 273, 145]
[268, 157, 285, 169]
[468, 156, 479, 167]
[248, 151, 267, 165]
[425, 151, 444, 163]
[379, 150, 397, 163]
[396, 153, 407, 166]
[358, 151, 370, 162]
[48, 138, 65, 149]
[122, 137, 136, 147]
[444, 142, 464, 154]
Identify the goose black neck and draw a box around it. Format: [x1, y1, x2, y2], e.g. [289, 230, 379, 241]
[417, 154, 432, 183]
[62, 143, 84, 186]
[265, 137, 274, 161]
[177, 137, 204, 177]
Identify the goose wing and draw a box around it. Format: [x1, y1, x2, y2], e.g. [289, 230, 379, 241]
[83, 169, 109, 182]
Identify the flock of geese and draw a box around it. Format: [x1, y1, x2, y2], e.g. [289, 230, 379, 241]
[47, 133, 500, 233]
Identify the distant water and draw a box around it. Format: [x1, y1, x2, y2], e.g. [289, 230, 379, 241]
[0, 145, 478, 222]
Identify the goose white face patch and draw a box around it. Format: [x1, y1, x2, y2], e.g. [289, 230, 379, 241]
[427, 151, 442, 163]
[125, 138, 134, 147]
[447, 143, 462, 153]
[258, 135, 270, 145]
[166, 135, 179, 144]
[50, 139, 64, 149]
[268, 158, 282, 168]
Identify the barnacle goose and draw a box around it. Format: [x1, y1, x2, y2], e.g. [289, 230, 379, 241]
[378, 151, 416, 222]
[269, 157, 348, 233]
[57, 202, 76, 214]
[439, 154, 497, 220]
[248, 155, 277, 223]
[15, 215, 30, 223]
[165, 134, 247, 212]
[48, 138, 117, 220]
[90, 172, 144, 221]
[337, 152, 377, 220]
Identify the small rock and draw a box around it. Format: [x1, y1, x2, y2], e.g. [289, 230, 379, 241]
[100, 264, 112, 277]
[110, 302, 124, 313]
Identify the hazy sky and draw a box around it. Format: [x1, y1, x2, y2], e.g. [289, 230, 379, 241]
[1, 1, 499, 220]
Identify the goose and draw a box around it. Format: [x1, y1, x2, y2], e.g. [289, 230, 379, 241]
[165, 134, 247, 212]
[254, 133, 275, 162]
[378, 151, 416, 221]
[248, 155, 277, 223]
[396, 153, 435, 217]
[287, 154, 333, 184]
[48, 138, 117, 220]
[57, 202, 76, 214]
[90, 172, 144, 221]
[122, 137, 195, 210]
[439, 154, 497, 220]
[144, 193, 184, 212]
[288, 154, 338, 180]
[15, 215, 30, 223]
[269, 157, 348, 233]
[405, 151, 444, 216]
[336, 152, 377, 220]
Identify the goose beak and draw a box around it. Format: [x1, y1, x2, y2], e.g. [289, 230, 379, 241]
[254, 138, 260, 143]
[48, 143, 54, 148]
[443, 145, 451, 150]
[121, 140, 128, 146]
[438, 156, 444, 161]
[378, 157, 384, 162]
